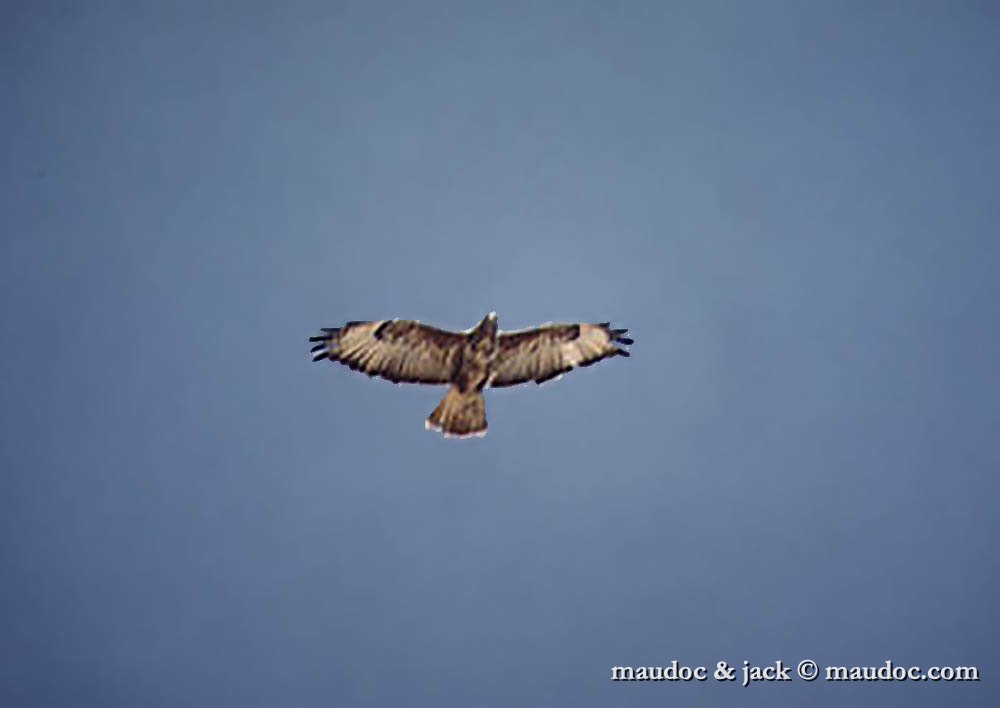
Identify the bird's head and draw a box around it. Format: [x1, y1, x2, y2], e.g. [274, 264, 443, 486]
[473, 311, 498, 341]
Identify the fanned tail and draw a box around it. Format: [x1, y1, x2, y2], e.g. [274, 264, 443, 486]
[425, 386, 488, 438]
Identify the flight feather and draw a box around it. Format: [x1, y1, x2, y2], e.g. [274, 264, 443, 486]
[310, 320, 465, 384]
[489, 322, 632, 387]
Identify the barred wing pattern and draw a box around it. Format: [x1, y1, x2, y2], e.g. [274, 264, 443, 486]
[310, 320, 465, 384]
[489, 322, 632, 387]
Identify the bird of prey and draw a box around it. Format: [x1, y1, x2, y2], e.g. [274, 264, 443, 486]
[309, 312, 632, 438]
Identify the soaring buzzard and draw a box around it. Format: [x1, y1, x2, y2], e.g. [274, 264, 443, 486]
[309, 312, 632, 438]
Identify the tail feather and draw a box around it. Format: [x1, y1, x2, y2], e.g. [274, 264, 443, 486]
[426, 387, 488, 438]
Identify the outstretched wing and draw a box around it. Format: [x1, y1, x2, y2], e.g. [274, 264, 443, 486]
[310, 320, 465, 384]
[489, 322, 632, 388]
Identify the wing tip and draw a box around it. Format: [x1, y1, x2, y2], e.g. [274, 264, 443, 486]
[598, 322, 635, 348]
[604, 324, 633, 347]
[309, 327, 341, 362]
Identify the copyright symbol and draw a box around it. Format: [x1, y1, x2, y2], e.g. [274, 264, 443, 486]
[797, 659, 819, 681]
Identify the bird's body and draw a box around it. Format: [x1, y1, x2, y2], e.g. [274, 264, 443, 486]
[309, 312, 632, 438]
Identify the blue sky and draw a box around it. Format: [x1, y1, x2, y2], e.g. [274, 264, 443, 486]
[3, 2, 998, 706]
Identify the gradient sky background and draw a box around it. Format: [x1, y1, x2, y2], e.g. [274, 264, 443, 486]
[3, 2, 998, 706]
